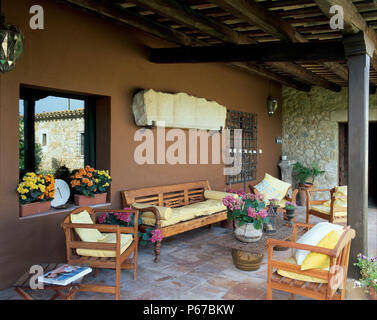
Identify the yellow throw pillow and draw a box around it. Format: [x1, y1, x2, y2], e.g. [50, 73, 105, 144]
[204, 190, 238, 201]
[254, 173, 291, 201]
[301, 230, 342, 271]
[70, 210, 103, 242]
[132, 203, 173, 220]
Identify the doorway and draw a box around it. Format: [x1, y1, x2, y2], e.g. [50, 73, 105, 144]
[338, 122, 377, 207]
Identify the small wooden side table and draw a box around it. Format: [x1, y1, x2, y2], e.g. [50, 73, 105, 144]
[13, 263, 85, 300]
[214, 217, 305, 271]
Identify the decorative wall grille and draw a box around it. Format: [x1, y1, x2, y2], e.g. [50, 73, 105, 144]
[226, 110, 258, 185]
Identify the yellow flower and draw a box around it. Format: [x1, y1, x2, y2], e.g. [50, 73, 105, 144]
[21, 195, 26, 200]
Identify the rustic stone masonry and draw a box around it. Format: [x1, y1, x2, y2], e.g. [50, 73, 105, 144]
[35, 109, 85, 173]
[282, 86, 377, 199]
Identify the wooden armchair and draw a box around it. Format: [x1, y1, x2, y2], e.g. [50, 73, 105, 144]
[305, 188, 347, 224]
[267, 223, 355, 300]
[61, 207, 139, 300]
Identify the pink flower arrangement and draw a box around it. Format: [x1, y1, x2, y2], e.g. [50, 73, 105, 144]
[150, 229, 163, 243]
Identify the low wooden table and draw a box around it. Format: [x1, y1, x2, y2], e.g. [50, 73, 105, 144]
[214, 217, 304, 271]
[13, 263, 86, 300]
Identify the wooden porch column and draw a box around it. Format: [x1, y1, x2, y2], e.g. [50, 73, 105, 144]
[343, 33, 373, 278]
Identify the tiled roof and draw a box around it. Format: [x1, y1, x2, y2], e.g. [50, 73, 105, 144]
[35, 108, 84, 120]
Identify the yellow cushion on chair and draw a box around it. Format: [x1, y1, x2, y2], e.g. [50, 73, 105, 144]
[70, 210, 104, 242]
[300, 230, 343, 271]
[254, 173, 291, 201]
[76, 233, 133, 258]
[277, 257, 328, 284]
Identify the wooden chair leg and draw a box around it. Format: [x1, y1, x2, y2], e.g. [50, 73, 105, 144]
[133, 248, 138, 281]
[154, 240, 161, 263]
[266, 285, 272, 300]
[93, 268, 99, 277]
[290, 293, 295, 300]
[306, 212, 310, 224]
[115, 265, 121, 300]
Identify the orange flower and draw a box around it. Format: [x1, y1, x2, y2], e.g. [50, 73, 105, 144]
[87, 172, 92, 178]
[49, 192, 54, 198]
[75, 173, 82, 179]
[38, 194, 44, 200]
[88, 181, 93, 187]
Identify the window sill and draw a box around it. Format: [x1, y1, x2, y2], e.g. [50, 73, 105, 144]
[19, 202, 112, 220]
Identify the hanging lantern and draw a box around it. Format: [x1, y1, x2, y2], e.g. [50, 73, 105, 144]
[0, 15, 24, 73]
[266, 96, 278, 117]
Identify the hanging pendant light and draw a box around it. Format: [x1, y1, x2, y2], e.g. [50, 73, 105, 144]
[266, 81, 278, 117]
[0, 3, 24, 73]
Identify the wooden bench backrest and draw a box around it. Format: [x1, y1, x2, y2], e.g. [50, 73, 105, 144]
[122, 180, 211, 208]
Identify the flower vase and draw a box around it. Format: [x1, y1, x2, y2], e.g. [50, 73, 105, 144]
[234, 221, 262, 243]
[74, 193, 107, 206]
[285, 208, 295, 227]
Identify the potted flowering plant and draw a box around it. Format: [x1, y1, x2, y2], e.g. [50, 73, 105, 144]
[17, 172, 55, 217]
[284, 201, 297, 226]
[70, 165, 112, 206]
[98, 209, 163, 245]
[354, 254, 377, 300]
[223, 193, 268, 243]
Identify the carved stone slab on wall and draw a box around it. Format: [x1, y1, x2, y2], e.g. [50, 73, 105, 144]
[132, 89, 227, 130]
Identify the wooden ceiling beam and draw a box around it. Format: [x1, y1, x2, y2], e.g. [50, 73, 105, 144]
[209, 0, 348, 84]
[149, 41, 346, 64]
[63, 0, 310, 91]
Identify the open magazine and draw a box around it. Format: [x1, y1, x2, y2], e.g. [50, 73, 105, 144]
[38, 264, 92, 286]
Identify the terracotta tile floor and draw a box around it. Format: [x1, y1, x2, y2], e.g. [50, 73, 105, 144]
[0, 207, 375, 300]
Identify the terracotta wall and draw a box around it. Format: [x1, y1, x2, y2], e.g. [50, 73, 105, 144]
[0, 0, 282, 288]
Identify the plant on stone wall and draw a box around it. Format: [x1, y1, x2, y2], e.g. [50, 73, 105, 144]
[292, 161, 325, 185]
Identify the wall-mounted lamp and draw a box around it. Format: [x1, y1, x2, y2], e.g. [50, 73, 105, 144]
[266, 96, 278, 117]
[0, 6, 24, 73]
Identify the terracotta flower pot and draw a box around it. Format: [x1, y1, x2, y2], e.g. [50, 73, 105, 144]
[369, 287, 377, 300]
[19, 201, 51, 217]
[298, 183, 313, 206]
[74, 193, 107, 206]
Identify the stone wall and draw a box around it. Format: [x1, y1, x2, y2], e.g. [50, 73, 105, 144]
[282, 86, 377, 198]
[35, 115, 85, 173]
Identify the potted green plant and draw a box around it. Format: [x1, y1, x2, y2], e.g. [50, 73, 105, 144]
[70, 165, 112, 206]
[97, 210, 163, 245]
[293, 161, 325, 206]
[222, 193, 268, 243]
[354, 254, 377, 300]
[17, 172, 56, 217]
[284, 201, 296, 226]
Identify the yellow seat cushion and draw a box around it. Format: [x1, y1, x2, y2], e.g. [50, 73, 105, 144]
[204, 190, 238, 201]
[70, 210, 104, 242]
[141, 200, 225, 227]
[132, 202, 173, 220]
[311, 205, 347, 217]
[185, 200, 226, 217]
[277, 256, 328, 283]
[301, 230, 342, 271]
[76, 233, 133, 258]
[254, 173, 291, 201]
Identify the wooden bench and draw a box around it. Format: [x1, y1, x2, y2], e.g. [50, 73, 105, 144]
[122, 180, 228, 263]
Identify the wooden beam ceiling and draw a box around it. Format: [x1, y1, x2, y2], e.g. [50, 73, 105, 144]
[63, 0, 311, 92]
[209, 0, 348, 83]
[124, 0, 340, 91]
[314, 0, 377, 85]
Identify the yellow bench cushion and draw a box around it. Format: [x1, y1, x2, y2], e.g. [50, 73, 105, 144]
[132, 202, 173, 220]
[277, 256, 328, 283]
[76, 233, 133, 258]
[313, 186, 347, 216]
[254, 173, 291, 201]
[71, 210, 104, 242]
[204, 190, 238, 201]
[141, 200, 226, 227]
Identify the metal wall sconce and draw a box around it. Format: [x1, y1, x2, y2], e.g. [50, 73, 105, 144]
[266, 96, 278, 117]
[0, 12, 24, 73]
